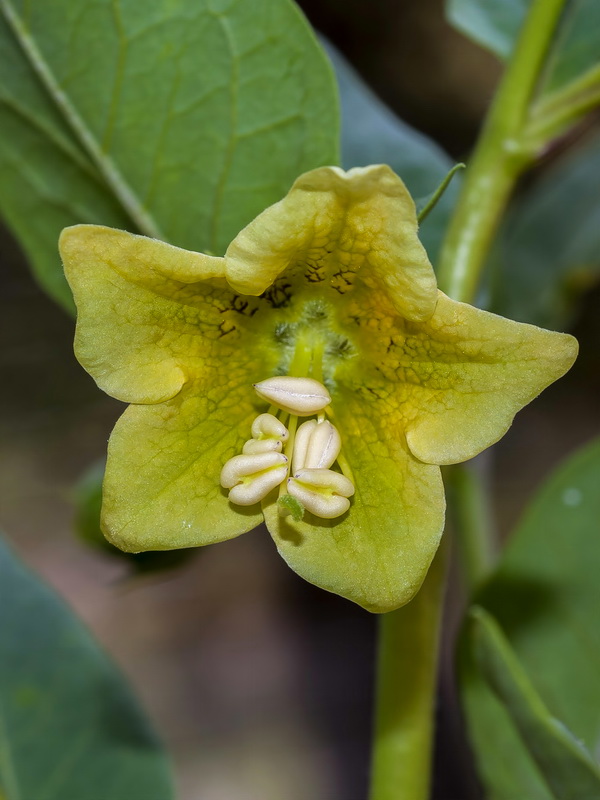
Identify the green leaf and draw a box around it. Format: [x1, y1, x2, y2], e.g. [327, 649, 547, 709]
[0, 535, 173, 800]
[323, 39, 460, 263]
[538, 0, 600, 95]
[446, 0, 600, 100]
[460, 437, 600, 800]
[74, 460, 193, 573]
[491, 132, 600, 328]
[0, 0, 339, 309]
[446, 0, 526, 60]
[467, 607, 600, 800]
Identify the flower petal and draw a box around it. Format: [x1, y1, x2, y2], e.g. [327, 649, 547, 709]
[400, 293, 579, 464]
[61, 225, 240, 404]
[263, 394, 445, 613]
[225, 165, 437, 321]
[102, 378, 267, 552]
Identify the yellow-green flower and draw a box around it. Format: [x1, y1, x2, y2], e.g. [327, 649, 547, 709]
[59, 165, 577, 613]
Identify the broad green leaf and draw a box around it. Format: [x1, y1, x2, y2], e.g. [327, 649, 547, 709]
[323, 39, 460, 263]
[538, 0, 600, 94]
[0, 0, 339, 309]
[467, 607, 600, 800]
[0, 535, 173, 800]
[491, 132, 600, 328]
[446, 0, 526, 60]
[460, 437, 600, 800]
[446, 0, 599, 100]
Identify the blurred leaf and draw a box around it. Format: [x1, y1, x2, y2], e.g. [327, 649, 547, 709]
[446, 0, 526, 60]
[75, 459, 193, 574]
[446, 0, 600, 100]
[460, 437, 600, 800]
[467, 607, 600, 800]
[323, 39, 460, 263]
[0, 535, 174, 800]
[538, 0, 600, 95]
[0, 0, 339, 310]
[491, 132, 600, 328]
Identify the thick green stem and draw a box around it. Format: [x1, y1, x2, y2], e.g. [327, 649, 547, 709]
[369, 3, 570, 797]
[369, 541, 448, 800]
[437, 0, 567, 303]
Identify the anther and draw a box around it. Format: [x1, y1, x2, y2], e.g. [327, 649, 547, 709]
[242, 438, 283, 455]
[251, 413, 289, 442]
[293, 419, 341, 472]
[220, 452, 288, 506]
[287, 468, 355, 519]
[254, 376, 331, 416]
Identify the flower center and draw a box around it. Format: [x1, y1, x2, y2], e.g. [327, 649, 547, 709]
[220, 332, 355, 520]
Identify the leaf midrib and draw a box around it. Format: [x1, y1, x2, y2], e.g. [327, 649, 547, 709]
[0, 0, 165, 239]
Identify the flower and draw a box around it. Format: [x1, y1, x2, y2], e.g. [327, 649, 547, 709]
[59, 165, 577, 613]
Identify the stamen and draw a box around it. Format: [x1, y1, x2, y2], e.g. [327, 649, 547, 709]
[251, 413, 289, 442]
[242, 438, 283, 454]
[291, 419, 317, 473]
[292, 419, 341, 472]
[229, 468, 289, 505]
[220, 452, 288, 506]
[304, 420, 341, 469]
[288, 468, 355, 519]
[253, 376, 331, 416]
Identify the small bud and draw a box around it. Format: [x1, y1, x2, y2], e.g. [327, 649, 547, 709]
[288, 468, 355, 519]
[254, 376, 331, 416]
[220, 452, 287, 489]
[292, 419, 341, 472]
[251, 413, 289, 442]
[242, 438, 283, 455]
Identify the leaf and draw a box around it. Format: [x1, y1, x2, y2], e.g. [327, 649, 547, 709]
[490, 131, 600, 328]
[0, 0, 339, 309]
[74, 459, 193, 574]
[323, 39, 460, 263]
[467, 607, 600, 800]
[446, 0, 600, 100]
[537, 0, 600, 95]
[460, 437, 600, 800]
[0, 535, 174, 800]
[446, 0, 526, 60]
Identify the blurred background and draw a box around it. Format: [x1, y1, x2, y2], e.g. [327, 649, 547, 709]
[1, 0, 598, 798]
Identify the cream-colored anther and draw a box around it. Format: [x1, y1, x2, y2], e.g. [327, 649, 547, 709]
[292, 419, 317, 473]
[251, 413, 289, 442]
[220, 452, 287, 489]
[292, 419, 342, 472]
[288, 468, 355, 519]
[254, 377, 331, 416]
[228, 466, 289, 505]
[242, 438, 283, 455]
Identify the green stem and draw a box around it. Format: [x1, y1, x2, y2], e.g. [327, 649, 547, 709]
[437, 0, 567, 303]
[369, 4, 570, 798]
[369, 541, 448, 800]
[524, 64, 600, 145]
